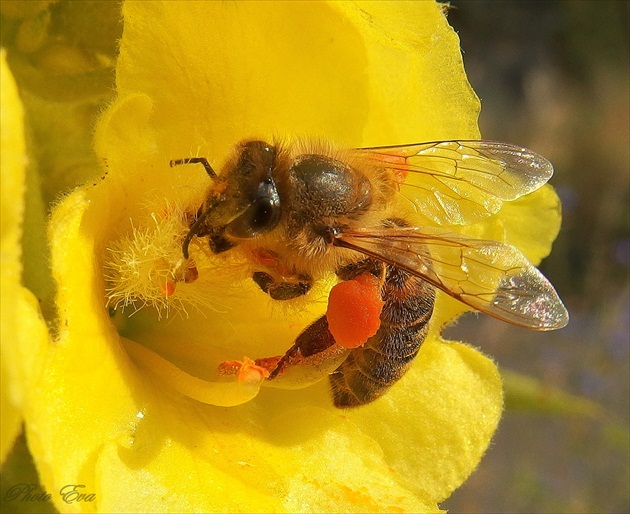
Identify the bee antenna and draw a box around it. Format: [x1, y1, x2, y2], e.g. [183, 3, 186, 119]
[170, 157, 217, 178]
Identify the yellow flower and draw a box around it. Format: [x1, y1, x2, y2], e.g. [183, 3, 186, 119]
[22, 1, 562, 512]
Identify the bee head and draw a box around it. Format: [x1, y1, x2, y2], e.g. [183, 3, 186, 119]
[183, 140, 283, 257]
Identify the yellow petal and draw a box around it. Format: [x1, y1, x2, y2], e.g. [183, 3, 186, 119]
[493, 184, 562, 265]
[348, 337, 503, 502]
[117, 1, 366, 158]
[1, 50, 49, 464]
[0, 49, 25, 463]
[333, 1, 480, 143]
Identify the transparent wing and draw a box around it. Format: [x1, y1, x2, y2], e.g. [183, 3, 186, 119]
[354, 140, 554, 225]
[336, 226, 568, 330]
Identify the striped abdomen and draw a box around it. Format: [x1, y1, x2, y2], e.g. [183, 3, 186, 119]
[329, 263, 435, 408]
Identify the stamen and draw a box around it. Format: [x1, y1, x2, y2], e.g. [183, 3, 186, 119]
[104, 200, 218, 318]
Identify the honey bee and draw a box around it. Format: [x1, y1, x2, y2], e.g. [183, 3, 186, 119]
[171, 139, 569, 408]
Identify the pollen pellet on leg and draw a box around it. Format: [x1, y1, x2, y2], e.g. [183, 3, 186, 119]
[326, 273, 385, 349]
[216, 357, 270, 383]
[238, 357, 270, 383]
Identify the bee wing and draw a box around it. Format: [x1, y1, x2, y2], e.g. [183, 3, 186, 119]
[354, 140, 554, 225]
[336, 226, 569, 330]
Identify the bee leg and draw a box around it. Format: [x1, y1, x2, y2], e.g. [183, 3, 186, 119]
[265, 316, 349, 387]
[252, 271, 312, 300]
[208, 234, 235, 254]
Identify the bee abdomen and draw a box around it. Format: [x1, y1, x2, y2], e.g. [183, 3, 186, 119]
[330, 265, 435, 408]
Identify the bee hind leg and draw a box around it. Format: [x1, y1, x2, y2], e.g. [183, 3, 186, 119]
[263, 316, 349, 388]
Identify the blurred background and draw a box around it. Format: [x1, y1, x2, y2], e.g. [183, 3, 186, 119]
[441, 1, 629, 513]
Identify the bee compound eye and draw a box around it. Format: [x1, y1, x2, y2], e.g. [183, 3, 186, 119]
[250, 197, 278, 230]
[226, 179, 281, 238]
